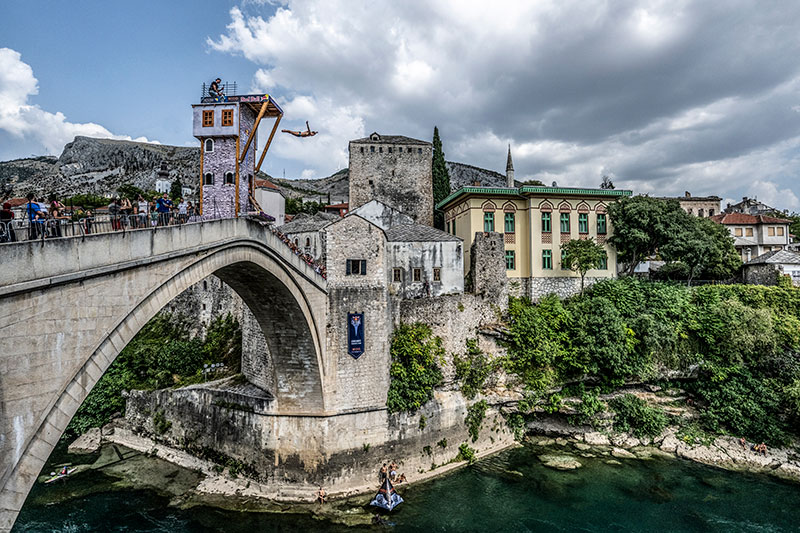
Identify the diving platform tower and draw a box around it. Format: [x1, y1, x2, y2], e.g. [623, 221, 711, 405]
[192, 87, 283, 217]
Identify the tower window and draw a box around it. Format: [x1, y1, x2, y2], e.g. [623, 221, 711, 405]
[222, 109, 233, 127]
[346, 259, 367, 275]
[433, 268, 441, 281]
[202, 110, 213, 127]
[407, 147, 411, 153]
[418, 148, 422, 154]
[360, 147, 364, 153]
[204, 139, 214, 153]
[203, 173, 214, 185]
[305, 238, 311, 247]
[393, 268, 402, 282]
[379, 147, 383, 153]
[370, 146, 375, 153]
[413, 268, 422, 282]
[224, 172, 234, 184]
[388, 147, 392, 153]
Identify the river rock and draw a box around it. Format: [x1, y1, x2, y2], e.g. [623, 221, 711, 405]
[68, 427, 102, 454]
[555, 438, 568, 446]
[584, 432, 611, 446]
[538, 454, 583, 470]
[611, 447, 635, 459]
[574, 443, 592, 451]
[659, 434, 681, 453]
[605, 459, 622, 465]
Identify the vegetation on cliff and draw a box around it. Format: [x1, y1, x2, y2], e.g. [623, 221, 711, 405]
[64, 313, 241, 441]
[387, 323, 444, 413]
[503, 279, 800, 445]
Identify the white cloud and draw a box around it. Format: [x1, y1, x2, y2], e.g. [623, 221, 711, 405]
[747, 180, 800, 211]
[0, 48, 158, 156]
[206, 1, 800, 204]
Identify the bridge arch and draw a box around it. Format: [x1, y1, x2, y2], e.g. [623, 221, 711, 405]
[0, 220, 328, 531]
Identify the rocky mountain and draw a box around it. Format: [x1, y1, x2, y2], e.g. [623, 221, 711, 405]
[1, 136, 514, 202]
[0, 136, 199, 199]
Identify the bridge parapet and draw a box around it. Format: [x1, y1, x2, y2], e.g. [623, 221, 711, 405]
[0, 218, 326, 296]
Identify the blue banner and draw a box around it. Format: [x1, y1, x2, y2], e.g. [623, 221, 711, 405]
[348, 313, 365, 359]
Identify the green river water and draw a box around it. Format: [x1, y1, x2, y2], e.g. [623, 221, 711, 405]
[13, 444, 800, 532]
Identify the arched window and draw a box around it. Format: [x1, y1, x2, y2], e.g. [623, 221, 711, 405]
[294, 238, 299, 245]
[203, 173, 214, 185]
[225, 172, 234, 185]
[306, 237, 311, 247]
[204, 139, 214, 153]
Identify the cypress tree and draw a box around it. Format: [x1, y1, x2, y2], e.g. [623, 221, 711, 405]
[432, 126, 451, 230]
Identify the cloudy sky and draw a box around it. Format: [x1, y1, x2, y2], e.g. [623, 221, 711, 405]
[3, 1, 800, 210]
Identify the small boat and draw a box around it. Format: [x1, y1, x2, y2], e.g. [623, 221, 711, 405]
[370, 477, 403, 511]
[44, 467, 77, 484]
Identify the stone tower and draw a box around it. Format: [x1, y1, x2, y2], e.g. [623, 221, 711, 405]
[348, 132, 433, 226]
[192, 90, 283, 217]
[506, 144, 515, 188]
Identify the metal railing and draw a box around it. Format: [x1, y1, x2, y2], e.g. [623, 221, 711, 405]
[200, 81, 237, 101]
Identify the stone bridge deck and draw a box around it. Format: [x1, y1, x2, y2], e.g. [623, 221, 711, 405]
[0, 218, 329, 531]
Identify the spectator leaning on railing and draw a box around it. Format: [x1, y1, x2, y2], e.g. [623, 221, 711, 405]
[1, 202, 16, 242]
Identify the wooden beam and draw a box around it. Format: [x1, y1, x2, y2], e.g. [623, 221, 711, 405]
[256, 114, 282, 174]
[240, 100, 269, 164]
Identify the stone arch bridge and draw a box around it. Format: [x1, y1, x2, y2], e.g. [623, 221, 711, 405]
[0, 218, 329, 531]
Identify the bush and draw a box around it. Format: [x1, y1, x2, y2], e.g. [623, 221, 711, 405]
[609, 394, 668, 439]
[456, 443, 477, 464]
[465, 400, 487, 442]
[386, 323, 444, 413]
[570, 389, 606, 427]
[454, 339, 492, 399]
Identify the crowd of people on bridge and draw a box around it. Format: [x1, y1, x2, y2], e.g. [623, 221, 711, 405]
[269, 225, 327, 279]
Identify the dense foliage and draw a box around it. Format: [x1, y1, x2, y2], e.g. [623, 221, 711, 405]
[64, 313, 242, 440]
[504, 279, 800, 445]
[432, 126, 451, 230]
[608, 196, 741, 281]
[387, 323, 445, 413]
[465, 400, 488, 442]
[285, 197, 325, 215]
[609, 394, 669, 439]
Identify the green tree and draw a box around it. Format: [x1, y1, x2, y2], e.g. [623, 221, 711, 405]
[117, 184, 146, 202]
[600, 175, 615, 189]
[607, 195, 687, 275]
[562, 238, 607, 293]
[662, 217, 741, 285]
[170, 178, 184, 201]
[432, 126, 451, 230]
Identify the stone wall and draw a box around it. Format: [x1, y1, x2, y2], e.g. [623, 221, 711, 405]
[125, 386, 514, 491]
[744, 264, 779, 286]
[470, 232, 507, 301]
[324, 215, 392, 411]
[202, 137, 237, 217]
[348, 141, 433, 226]
[529, 276, 604, 300]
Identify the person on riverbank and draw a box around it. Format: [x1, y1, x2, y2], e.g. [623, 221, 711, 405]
[389, 462, 398, 482]
[316, 486, 326, 504]
[379, 464, 388, 483]
[759, 443, 767, 456]
[739, 437, 746, 450]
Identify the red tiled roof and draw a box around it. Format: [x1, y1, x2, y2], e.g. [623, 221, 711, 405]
[254, 179, 279, 190]
[325, 203, 349, 209]
[5, 197, 28, 208]
[710, 213, 792, 225]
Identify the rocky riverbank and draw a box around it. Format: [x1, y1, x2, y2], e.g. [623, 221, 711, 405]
[523, 416, 800, 483]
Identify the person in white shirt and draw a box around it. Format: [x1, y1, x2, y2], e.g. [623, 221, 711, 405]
[178, 198, 188, 223]
[137, 195, 149, 228]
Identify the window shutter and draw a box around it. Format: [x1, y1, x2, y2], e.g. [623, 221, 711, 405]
[346, 260, 351, 275]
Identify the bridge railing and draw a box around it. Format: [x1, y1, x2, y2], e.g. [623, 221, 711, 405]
[1, 212, 328, 280]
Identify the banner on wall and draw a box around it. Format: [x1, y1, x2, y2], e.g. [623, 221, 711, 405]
[348, 312, 365, 359]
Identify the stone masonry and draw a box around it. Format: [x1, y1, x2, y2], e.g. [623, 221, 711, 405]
[470, 231, 508, 301]
[348, 133, 434, 226]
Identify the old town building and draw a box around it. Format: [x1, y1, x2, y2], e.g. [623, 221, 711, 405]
[709, 212, 792, 262]
[437, 184, 631, 299]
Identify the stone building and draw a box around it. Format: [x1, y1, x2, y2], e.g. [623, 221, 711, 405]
[725, 196, 783, 216]
[656, 191, 721, 217]
[192, 93, 283, 217]
[743, 249, 800, 286]
[438, 184, 631, 299]
[278, 211, 339, 261]
[709, 212, 792, 262]
[348, 132, 433, 226]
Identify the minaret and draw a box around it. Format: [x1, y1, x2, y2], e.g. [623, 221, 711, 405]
[506, 144, 515, 187]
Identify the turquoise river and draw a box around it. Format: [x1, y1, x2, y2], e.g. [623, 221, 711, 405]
[13, 444, 800, 532]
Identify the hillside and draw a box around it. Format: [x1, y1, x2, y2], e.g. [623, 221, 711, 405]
[1, 137, 514, 202]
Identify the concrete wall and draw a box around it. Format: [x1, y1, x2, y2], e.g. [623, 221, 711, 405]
[0, 219, 327, 532]
[254, 188, 285, 224]
[348, 141, 433, 226]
